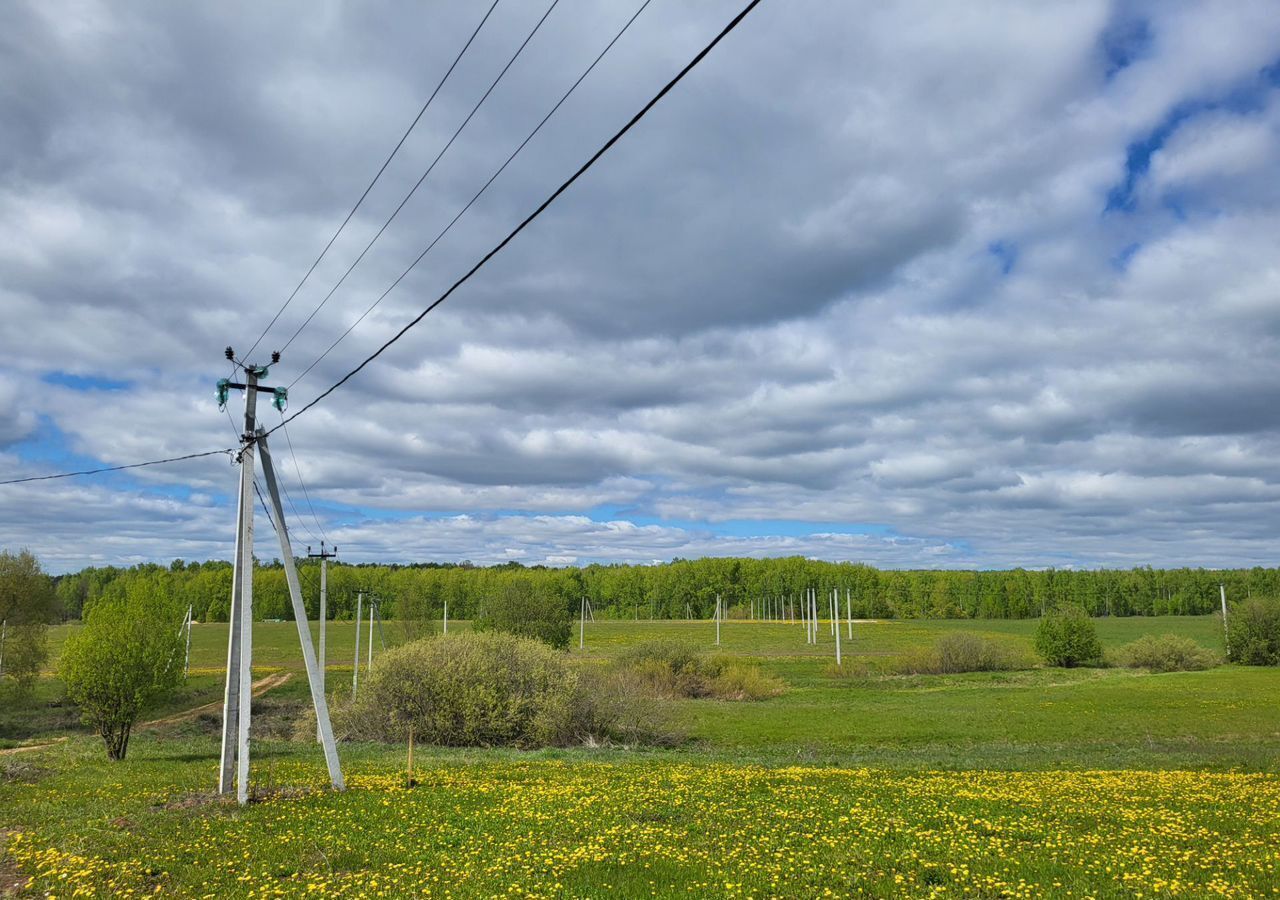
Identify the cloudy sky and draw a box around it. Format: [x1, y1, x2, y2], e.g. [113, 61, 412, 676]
[1, 0, 1278, 573]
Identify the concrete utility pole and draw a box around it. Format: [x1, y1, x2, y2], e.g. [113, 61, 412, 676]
[579, 596, 586, 650]
[307, 542, 338, 701]
[353, 591, 363, 697]
[0, 619, 6, 678]
[846, 587, 852, 639]
[715, 594, 721, 646]
[443, 599, 448, 635]
[367, 595, 375, 671]
[216, 350, 342, 804]
[183, 605, 193, 678]
[833, 588, 842, 666]
[1220, 583, 1229, 641]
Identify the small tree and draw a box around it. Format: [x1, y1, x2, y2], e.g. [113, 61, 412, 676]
[1034, 604, 1102, 667]
[474, 577, 571, 649]
[60, 576, 184, 760]
[1225, 597, 1280, 665]
[0, 549, 58, 692]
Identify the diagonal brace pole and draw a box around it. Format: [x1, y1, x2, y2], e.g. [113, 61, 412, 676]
[257, 429, 344, 791]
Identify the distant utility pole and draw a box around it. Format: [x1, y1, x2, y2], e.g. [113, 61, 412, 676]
[1220, 584, 1229, 641]
[833, 588, 842, 666]
[216, 349, 342, 805]
[715, 594, 721, 646]
[183, 604, 193, 678]
[443, 599, 448, 635]
[353, 591, 364, 697]
[0, 619, 7, 678]
[307, 542, 338, 703]
[580, 596, 586, 650]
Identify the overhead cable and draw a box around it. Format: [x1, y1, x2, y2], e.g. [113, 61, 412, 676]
[266, 0, 765, 436]
[243, 0, 504, 360]
[277, 0, 562, 355]
[289, 0, 654, 390]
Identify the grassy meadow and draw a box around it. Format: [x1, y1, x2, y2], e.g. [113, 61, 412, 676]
[4, 615, 1279, 897]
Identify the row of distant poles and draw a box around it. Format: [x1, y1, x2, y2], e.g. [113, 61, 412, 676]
[577, 588, 858, 666]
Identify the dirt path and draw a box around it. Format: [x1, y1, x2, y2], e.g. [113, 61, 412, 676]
[0, 737, 68, 758]
[141, 672, 292, 728]
[0, 673, 294, 758]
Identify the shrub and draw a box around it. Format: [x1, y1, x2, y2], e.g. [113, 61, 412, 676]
[333, 632, 675, 748]
[1034, 605, 1102, 668]
[611, 640, 783, 701]
[879, 632, 1031, 675]
[474, 577, 571, 649]
[0, 549, 58, 692]
[1225, 597, 1280, 665]
[338, 632, 578, 747]
[1116, 634, 1216, 672]
[59, 576, 184, 760]
[708, 662, 785, 700]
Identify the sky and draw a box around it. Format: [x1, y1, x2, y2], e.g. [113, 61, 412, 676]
[1, 0, 1279, 574]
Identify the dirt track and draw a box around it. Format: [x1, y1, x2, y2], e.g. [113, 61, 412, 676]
[0, 672, 293, 757]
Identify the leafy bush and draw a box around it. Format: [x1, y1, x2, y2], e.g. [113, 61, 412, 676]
[708, 662, 785, 700]
[1115, 634, 1216, 672]
[611, 640, 783, 701]
[334, 632, 676, 748]
[1225, 597, 1280, 665]
[881, 632, 1031, 675]
[59, 576, 184, 760]
[1034, 606, 1102, 668]
[0, 549, 58, 692]
[474, 577, 571, 649]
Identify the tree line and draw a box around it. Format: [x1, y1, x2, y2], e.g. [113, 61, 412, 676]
[47, 556, 1280, 625]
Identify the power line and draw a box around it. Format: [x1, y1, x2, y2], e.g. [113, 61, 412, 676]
[0, 449, 235, 486]
[289, 0, 654, 390]
[243, 0, 504, 361]
[277, 0, 562, 357]
[265, 0, 765, 437]
[279, 414, 328, 543]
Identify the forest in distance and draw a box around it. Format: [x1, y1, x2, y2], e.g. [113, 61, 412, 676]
[49, 556, 1278, 624]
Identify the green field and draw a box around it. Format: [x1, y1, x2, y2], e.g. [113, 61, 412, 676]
[4, 615, 1279, 897]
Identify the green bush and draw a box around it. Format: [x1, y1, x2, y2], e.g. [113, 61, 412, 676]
[1033, 605, 1102, 668]
[1115, 634, 1216, 672]
[59, 576, 184, 760]
[611, 640, 783, 701]
[883, 631, 1031, 675]
[474, 577, 571, 649]
[338, 632, 578, 747]
[1225, 597, 1280, 665]
[334, 632, 675, 748]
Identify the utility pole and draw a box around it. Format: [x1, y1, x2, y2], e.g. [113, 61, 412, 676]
[183, 604, 193, 678]
[307, 542, 337, 701]
[443, 599, 448, 635]
[216, 349, 342, 804]
[833, 588, 842, 666]
[715, 594, 721, 646]
[367, 594, 376, 672]
[0, 619, 6, 678]
[353, 591, 363, 697]
[579, 596, 586, 650]
[1220, 584, 1229, 642]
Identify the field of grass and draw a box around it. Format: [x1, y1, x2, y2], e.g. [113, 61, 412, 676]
[4, 614, 1279, 897]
